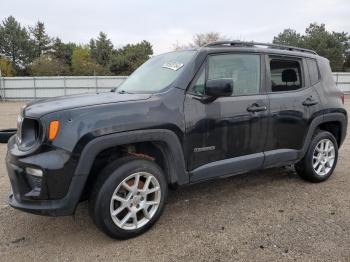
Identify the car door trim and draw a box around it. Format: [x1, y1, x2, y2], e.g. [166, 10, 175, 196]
[189, 152, 264, 182]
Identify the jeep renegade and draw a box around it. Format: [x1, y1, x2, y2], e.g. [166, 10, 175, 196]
[3, 41, 347, 239]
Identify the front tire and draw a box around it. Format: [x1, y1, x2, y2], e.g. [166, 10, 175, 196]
[89, 157, 168, 239]
[295, 131, 338, 183]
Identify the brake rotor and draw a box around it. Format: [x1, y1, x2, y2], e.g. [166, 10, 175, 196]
[126, 178, 145, 189]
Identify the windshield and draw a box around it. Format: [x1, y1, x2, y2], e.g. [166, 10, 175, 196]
[118, 50, 196, 93]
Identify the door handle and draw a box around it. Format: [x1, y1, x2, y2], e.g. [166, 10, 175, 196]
[302, 97, 318, 107]
[247, 104, 267, 112]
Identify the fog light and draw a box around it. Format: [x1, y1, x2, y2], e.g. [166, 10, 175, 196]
[25, 167, 43, 177]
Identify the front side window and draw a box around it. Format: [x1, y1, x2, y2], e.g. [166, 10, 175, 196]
[270, 58, 303, 92]
[208, 54, 261, 96]
[192, 69, 205, 96]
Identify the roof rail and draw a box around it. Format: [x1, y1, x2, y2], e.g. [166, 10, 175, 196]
[204, 41, 318, 55]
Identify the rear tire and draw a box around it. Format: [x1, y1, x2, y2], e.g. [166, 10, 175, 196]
[89, 156, 168, 239]
[295, 131, 338, 183]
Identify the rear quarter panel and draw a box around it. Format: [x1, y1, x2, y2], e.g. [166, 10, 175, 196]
[316, 57, 346, 115]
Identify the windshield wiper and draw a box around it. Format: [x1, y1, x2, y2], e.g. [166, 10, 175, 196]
[118, 90, 134, 94]
[110, 88, 133, 94]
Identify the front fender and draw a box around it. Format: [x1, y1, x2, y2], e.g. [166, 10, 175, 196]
[74, 129, 188, 185]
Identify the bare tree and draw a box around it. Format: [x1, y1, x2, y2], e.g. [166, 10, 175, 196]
[173, 32, 226, 50]
[173, 41, 188, 51]
[191, 32, 225, 47]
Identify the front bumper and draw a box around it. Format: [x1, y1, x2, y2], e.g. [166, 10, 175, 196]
[6, 136, 82, 216]
[8, 176, 85, 216]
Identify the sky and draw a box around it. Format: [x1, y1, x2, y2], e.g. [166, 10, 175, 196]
[1, 0, 350, 54]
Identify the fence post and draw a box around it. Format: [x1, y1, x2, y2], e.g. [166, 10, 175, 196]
[64, 76, 67, 96]
[336, 73, 339, 87]
[95, 76, 98, 93]
[0, 69, 6, 101]
[0, 69, 3, 101]
[33, 77, 37, 100]
[3, 75, 6, 101]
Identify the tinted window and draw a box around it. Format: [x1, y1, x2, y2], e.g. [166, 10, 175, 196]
[306, 58, 320, 85]
[208, 54, 260, 96]
[270, 59, 303, 92]
[192, 69, 205, 95]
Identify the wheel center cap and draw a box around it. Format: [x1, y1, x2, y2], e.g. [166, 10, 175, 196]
[132, 195, 141, 205]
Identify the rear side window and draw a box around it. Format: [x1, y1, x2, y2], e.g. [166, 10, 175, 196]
[270, 58, 303, 92]
[306, 58, 320, 85]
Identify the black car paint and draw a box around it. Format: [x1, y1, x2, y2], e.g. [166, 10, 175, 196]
[5, 46, 348, 216]
[184, 53, 269, 172]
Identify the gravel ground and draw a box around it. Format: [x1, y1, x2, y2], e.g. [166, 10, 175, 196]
[0, 98, 349, 261]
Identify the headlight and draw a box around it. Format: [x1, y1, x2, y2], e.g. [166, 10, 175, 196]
[16, 115, 23, 144]
[17, 117, 41, 149]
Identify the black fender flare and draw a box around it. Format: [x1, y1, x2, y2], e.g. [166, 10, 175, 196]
[58, 129, 189, 215]
[300, 112, 347, 158]
[74, 129, 189, 185]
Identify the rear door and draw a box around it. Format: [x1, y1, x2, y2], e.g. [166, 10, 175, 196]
[184, 52, 269, 181]
[264, 55, 321, 167]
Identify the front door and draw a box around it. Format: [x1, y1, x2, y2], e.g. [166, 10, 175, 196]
[184, 53, 269, 182]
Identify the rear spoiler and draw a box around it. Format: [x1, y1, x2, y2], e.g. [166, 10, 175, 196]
[0, 129, 17, 144]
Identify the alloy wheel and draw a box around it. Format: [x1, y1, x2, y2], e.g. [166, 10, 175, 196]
[109, 172, 161, 230]
[312, 138, 336, 176]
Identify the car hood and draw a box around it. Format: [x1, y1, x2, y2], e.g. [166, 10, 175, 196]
[23, 92, 151, 118]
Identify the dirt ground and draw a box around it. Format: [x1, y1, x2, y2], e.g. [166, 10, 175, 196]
[0, 98, 349, 261]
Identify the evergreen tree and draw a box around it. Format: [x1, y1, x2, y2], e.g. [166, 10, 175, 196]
[273, 23, 349, 71]
[110, 40, 153, 75]
[29, 21, 51, 57]
[90, 32, 113, 67]
[0, 16, 32, 69]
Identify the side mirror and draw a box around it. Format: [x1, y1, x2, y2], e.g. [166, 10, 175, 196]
[0, 128, 17, 144]
[205, 79, 233, 98]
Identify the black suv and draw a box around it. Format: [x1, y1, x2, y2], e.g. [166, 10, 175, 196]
[3, 41, 347, 239]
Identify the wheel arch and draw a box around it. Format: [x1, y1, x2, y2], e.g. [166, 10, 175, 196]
[73, 129, 188, 200]
[301, 113, 347, 157]
[318, 121, 342, 147]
